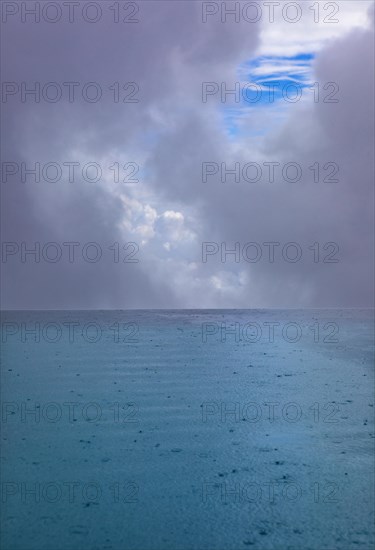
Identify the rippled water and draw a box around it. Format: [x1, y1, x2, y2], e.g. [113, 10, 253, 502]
[1, 310, 374, 549]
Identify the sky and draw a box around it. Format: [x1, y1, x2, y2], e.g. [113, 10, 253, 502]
[1, 0, 374, 309]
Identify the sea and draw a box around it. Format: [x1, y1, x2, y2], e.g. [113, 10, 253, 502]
[1, 309, 374, 550]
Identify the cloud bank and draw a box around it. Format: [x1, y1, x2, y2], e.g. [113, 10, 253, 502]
[1, 1, 373, 308]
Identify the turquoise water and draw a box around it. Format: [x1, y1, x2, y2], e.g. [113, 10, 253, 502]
[1, 310, 374, 550]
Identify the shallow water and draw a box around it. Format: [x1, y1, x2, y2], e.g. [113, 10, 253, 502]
[1, 309, 374, 550]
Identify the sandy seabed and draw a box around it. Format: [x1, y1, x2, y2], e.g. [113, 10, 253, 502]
[1, 309, 374, 550]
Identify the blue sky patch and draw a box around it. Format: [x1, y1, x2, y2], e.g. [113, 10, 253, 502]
[223, 53, 315, 138]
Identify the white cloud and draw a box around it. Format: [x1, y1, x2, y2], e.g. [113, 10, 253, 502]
[257, 0, 371, 57]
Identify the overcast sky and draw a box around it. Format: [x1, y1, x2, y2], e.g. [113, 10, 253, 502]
[1, 0, 374, 309]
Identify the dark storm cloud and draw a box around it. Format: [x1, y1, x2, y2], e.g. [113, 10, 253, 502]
[1, 1, 261, 308]
[1, 1, 373, 308]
